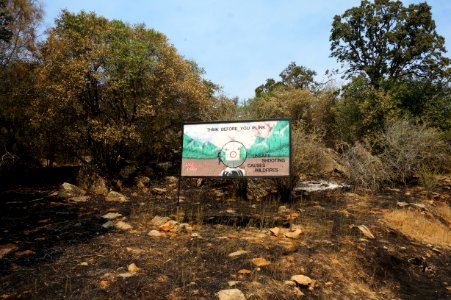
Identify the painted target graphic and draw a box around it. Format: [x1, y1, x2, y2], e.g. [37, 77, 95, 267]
[220, 141, 247, 168]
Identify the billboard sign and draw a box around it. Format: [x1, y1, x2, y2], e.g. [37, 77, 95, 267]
[181, 119, 290, 178]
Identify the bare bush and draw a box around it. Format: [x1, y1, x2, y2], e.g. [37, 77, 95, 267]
[291, 126, 333, 179]
[341, 142, 389, 191]
[380, 118, 449, 184]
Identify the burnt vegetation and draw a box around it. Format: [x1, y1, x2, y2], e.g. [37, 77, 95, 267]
[0, 0, 450, 299]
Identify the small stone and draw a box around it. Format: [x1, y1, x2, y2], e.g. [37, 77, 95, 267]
[105, 191, 128, 202]
[284, 280, 296, 286]
[59, 182, 86, 198]
[217, 289, 246, 300]
[115, 221, 132, 230]
[159, 220, 178, 232]
[149, 216, 170, 227]
[99, 280, 109, 289]
[238, 269, 251, 274]
[118, 272, 136, 278]
[226, 209, 236, 214]
[228, 250, 249, 257]
[325, 281, 333, 287]
[128, 263, 140, 273]
[357, 225, 375, 239]
[397, 201, 410, 208]
[101, 212, 123, 220]
[291, 275, 313, 286]
[269, 227, 281, 237]
[152, 187, 167, 195]
[228, 281, 240, 287]
[102, 221, 114, 229]
[177, 223, 193, 233]
[148, 230, 164, 237]
[68, 196, 91, 202]
[412, 203, 426, 210]
[191, 233, 201, 238]
[285, 229, 302, 239]
[80, 262, 89, 266]
[251, 257, 271, 267]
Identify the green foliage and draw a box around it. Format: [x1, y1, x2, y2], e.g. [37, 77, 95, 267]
[255, 62, 317, 97]
[32, 11, 211, 175]
[331, 0, 449, 87]
[335, 76, 400, 143]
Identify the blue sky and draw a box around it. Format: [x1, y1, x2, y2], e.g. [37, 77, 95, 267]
[40, 0, 451, 101]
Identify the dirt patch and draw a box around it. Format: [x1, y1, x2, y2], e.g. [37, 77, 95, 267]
[0, 170, 450, 299]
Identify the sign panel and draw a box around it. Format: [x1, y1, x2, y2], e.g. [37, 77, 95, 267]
[181, 119, 290, 178]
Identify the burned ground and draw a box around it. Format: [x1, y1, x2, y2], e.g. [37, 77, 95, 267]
[0, 170, 450, 299]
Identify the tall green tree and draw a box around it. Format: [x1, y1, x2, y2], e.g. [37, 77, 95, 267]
[33, 11, 211, 175]
[254, 62, 316, 97]
[330, 0, 449, 87]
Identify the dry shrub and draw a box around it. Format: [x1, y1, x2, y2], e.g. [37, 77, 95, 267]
[384, 209, 451, 247]
[291, 126, 331, 179]
[380, 118, 449, 184]
[341, 142, 389, 191]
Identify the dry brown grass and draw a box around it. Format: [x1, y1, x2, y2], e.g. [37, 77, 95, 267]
[384, 209, 451, 247]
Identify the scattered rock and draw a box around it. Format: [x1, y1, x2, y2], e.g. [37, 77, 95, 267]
[412, 203, 426, 210]
[149, 216, 170, 227]
[99, 280, 109, 289]
[217, 289, 246, 300]
[105, 191, 128, 202]
[159, 220, 178, 232]
[238, 269, 251, 274]
[115, 221, 132, 230]
[101, 212, 123, 220]
[136, 176, 150, 189]
[152, 188, 167, 195]
[284, 280, 297, 286]
[397, 201, 410, 208]
[191, 233, 202, 238]
[291, 275, 313, 287]
[128, 263, 141, 273]
[59, 182, 86, 198]
[102, 221, 114, 229]
[68, 196, 91, 202]
[166, 176, 178, 184]
[285, 229, 302, 239]
[228, 250, 249, 257]
[176, 223, 193, 234]
[251, 257, 271, 267]
[80, 262, 89, 266]
[0, 244, 18, 259]
[356, 225, 375, 239]
[117, 272, 136, 278]
[269, 227, 281, 237]
[148, 230, 164, 237]
[228, 281, 240, 287]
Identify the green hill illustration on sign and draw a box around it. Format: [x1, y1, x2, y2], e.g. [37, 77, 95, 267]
[181, 119, 290, 178]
